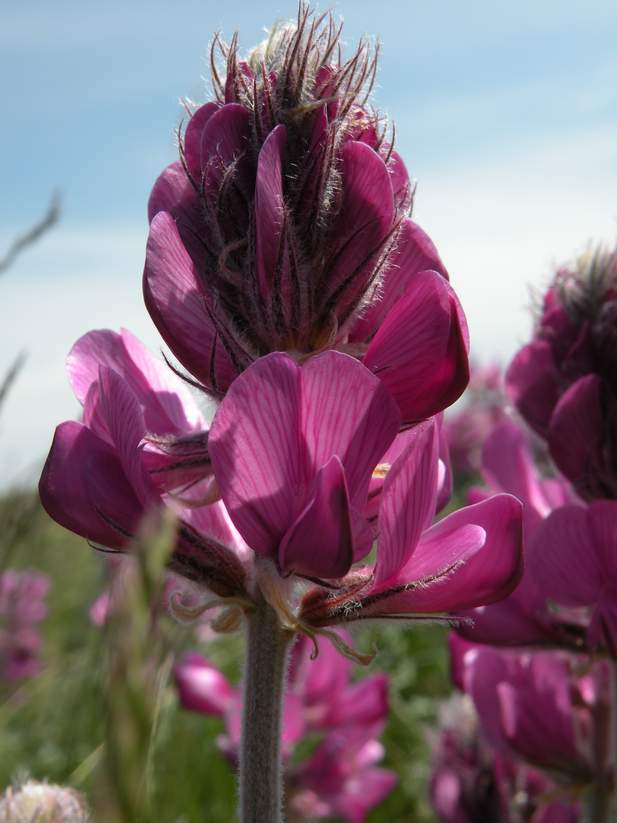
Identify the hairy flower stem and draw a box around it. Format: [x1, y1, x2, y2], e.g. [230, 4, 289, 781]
[239, 597, 293, 823]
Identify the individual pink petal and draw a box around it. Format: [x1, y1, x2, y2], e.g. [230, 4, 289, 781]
[39, 421, 144, 549]
[528, 506, 602, 607]
[373, 420, 439, 585]
[186, 103, 250, 187]
[329, 674, 389, 728]
[365, 495, 523, 615]
[208, 353, 303, 557]
[279, 456, 354, 579]
[255, 125, 288, 297]
[119, 328, 204, 431]
[96, 366, 151, 503]
[300, 351, 400, 506]
[147, 161, 196, 222]
[363, 271, 469, 422]
[143, 210, 237, 392]
[322, 141, 395, 313]
[350, 218, 448, 341]
[182, 102, 220, 179]
[175, 652, 235, 716]
[589, 500, 617, 578]
[505, 341, 559, 436]
[481, 420, 552, 519]
[548, 374, 604, 487]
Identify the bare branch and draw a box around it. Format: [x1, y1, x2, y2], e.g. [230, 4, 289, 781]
[0, 351, 27, 412]
[0, 192, 61, 275]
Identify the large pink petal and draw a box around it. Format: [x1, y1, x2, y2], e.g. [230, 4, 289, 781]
[506, 341, 559, 436]
[364, 270, 469, 422]
[528, 505, 602, 607]
[350, 218, 448, 341]
[143, 211, 237, 392]
[373, 420, 439, 585]
[300, 351, 400, 505]
[208, 353, 303, 557]
[39, 421, 144, 549]
[279, 456, 354, 579]
[548, 374, 604, 488]
[364, 494, 523, 615]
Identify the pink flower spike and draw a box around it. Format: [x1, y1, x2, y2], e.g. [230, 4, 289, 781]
[363, 270, 469, 422]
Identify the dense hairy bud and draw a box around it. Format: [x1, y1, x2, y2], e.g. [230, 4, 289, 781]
[144, 4, 468, 422]
[507, 245, 617, 499]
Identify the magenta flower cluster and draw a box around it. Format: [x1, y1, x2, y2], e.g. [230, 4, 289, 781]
[429, 245, 617, 821]
[0, 569, 50, 683]
[175, 632, 396, 822]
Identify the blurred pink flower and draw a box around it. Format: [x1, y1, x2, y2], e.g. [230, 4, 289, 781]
[452, 637, 611, 788]
[456, 420, 585, 651]
[175, 632, 396, 822]
[429, 693, 580, 823]
[444, 363, 507, 476]
[0, 569, 50, 682]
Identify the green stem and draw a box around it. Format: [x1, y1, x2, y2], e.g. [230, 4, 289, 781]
[239, 597, 292, 823]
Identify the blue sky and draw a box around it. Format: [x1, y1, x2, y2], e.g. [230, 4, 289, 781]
[1, 0, 616, 486]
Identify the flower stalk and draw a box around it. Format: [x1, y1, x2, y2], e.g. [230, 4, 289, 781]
[240, 598, 293, 823]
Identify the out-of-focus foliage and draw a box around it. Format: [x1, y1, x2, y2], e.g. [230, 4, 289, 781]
[0, 491, 451, 822]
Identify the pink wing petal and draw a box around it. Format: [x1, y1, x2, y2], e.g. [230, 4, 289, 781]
[350, 218, 448, 341]
[301, 351, 400, 506]
[255, 125, 288, 297]
[147, 161, 197, 222]
[589, 500, 617, 579]
[548, 374, 604, 488]
[182, 102, 220, 179]
[120, 328, 204, 431]
[39, 421, 144, 549]
[505, 341, 559, 436]
[322, 141, 395, 313]
[279, 455, 354, 579]
[363, 270, 469, 422]
[143, 210, 237, 392]
[482, 420, 552, 518]
[373, 420, 440, 585]
[364, 494, 523, 615]
[528, 505, 602, 607]
[97, 366, 151, 504]
[208, 353, 303, 557]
